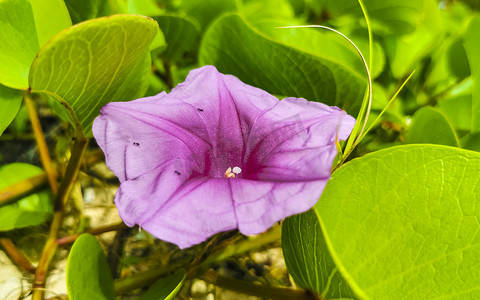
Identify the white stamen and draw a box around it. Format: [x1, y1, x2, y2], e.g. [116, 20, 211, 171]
[232, 166, 242, 174]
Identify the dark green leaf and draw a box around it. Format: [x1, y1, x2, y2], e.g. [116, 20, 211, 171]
[67, 233, 115, 300]
[200, 14, 365, 113]
[316, 145, 480, 299]
[153, 15, 200, 64]
[0, 163, 53, 231]
[139, 270, 186, 300]
[64, 0, 112, 24]
[282, 210, 356, 299]
[177, 0, 238, 29]
[29, 15, 160, 136]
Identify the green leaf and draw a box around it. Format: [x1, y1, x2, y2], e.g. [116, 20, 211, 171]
[282, 210, 356, 299]
[177, 0, 238, 29]
[200, 14, 365, 113]
[29, 15, 160, 136]
[322, 0, 425, 35]
[437, 94, 472, 132]
[0, 163, 53, 231]
[0, 0, 39, 89]
[152, 15, 200, 64]
[405, 107, 460, 147]
[0, 84, 23, 136]
[64, 0, 112, 24]
[465, 17, 480, 132]
[461, 132, 480, 152]
[29, 0, 72, 46]
[316, 144, 480, 299]
[139, 270, 186, 300]
[384, 0, 444, 78]
[446, 36, 471, 80]
[67, 233, 115, 300]
[128, 0, 163, 16]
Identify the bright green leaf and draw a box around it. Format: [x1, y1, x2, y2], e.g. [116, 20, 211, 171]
[153, 15, 200, 64]
[128, 0, 163, 16]
[316, 144, 480, 299]
[384, 0, 444, 78]
[405, 107, 460, 147]
[139, 270, 186, 300]
[0, 163, 53, 231]
[29, 15, 160, 136]
[282, 210, 356, 299]
[29, 0, 72, 46]
[0, 0, 39, 89]
[200, 14, 365, 113]
[67, 233, 115, 300]
[0, 84, 23, 136]
[465, 17, 480, 132]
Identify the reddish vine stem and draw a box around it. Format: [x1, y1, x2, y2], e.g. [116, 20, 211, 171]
[0, 238, 36, 274]
[56, 222, 127, 245]
[24, 92, 58, 195]
[32, 136, 88, 300]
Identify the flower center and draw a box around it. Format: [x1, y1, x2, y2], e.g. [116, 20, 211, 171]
[224, 166, 242, 178]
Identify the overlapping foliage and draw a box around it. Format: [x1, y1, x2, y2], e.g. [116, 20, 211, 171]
[1, 0, 480, 299]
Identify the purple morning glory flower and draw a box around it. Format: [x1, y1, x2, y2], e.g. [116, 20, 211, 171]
[92, 66, 355, 249]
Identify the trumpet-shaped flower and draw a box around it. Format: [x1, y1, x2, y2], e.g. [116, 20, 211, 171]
[93, 66, 355, 249]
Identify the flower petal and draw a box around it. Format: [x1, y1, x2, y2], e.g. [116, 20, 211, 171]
[244, 97, 356, 181]
[93, 93, 209, 183]
[122, 174, 237, 249]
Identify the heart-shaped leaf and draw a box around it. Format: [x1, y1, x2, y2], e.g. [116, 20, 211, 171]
[29, 15, 160, 136]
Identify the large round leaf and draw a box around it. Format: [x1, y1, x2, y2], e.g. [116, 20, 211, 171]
[316, 145, 480, 299]
[29, 15, 160, 136]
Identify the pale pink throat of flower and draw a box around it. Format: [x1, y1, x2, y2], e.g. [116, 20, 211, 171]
[224, 166, 242, 179]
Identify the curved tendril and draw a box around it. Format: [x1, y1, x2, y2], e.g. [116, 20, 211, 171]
[276, 25, 373, 164]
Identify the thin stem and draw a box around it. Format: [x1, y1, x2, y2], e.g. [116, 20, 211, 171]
[24, 92, 58, 195]
[32, 136, 88, 300]
[201, 270, 320, 300]
[0, 173, 48, 207]
[277, 25, 372, 166]
[114, 227, 281, 295]
[56, 222, 127, 245]
[0, 238, 36, 274]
